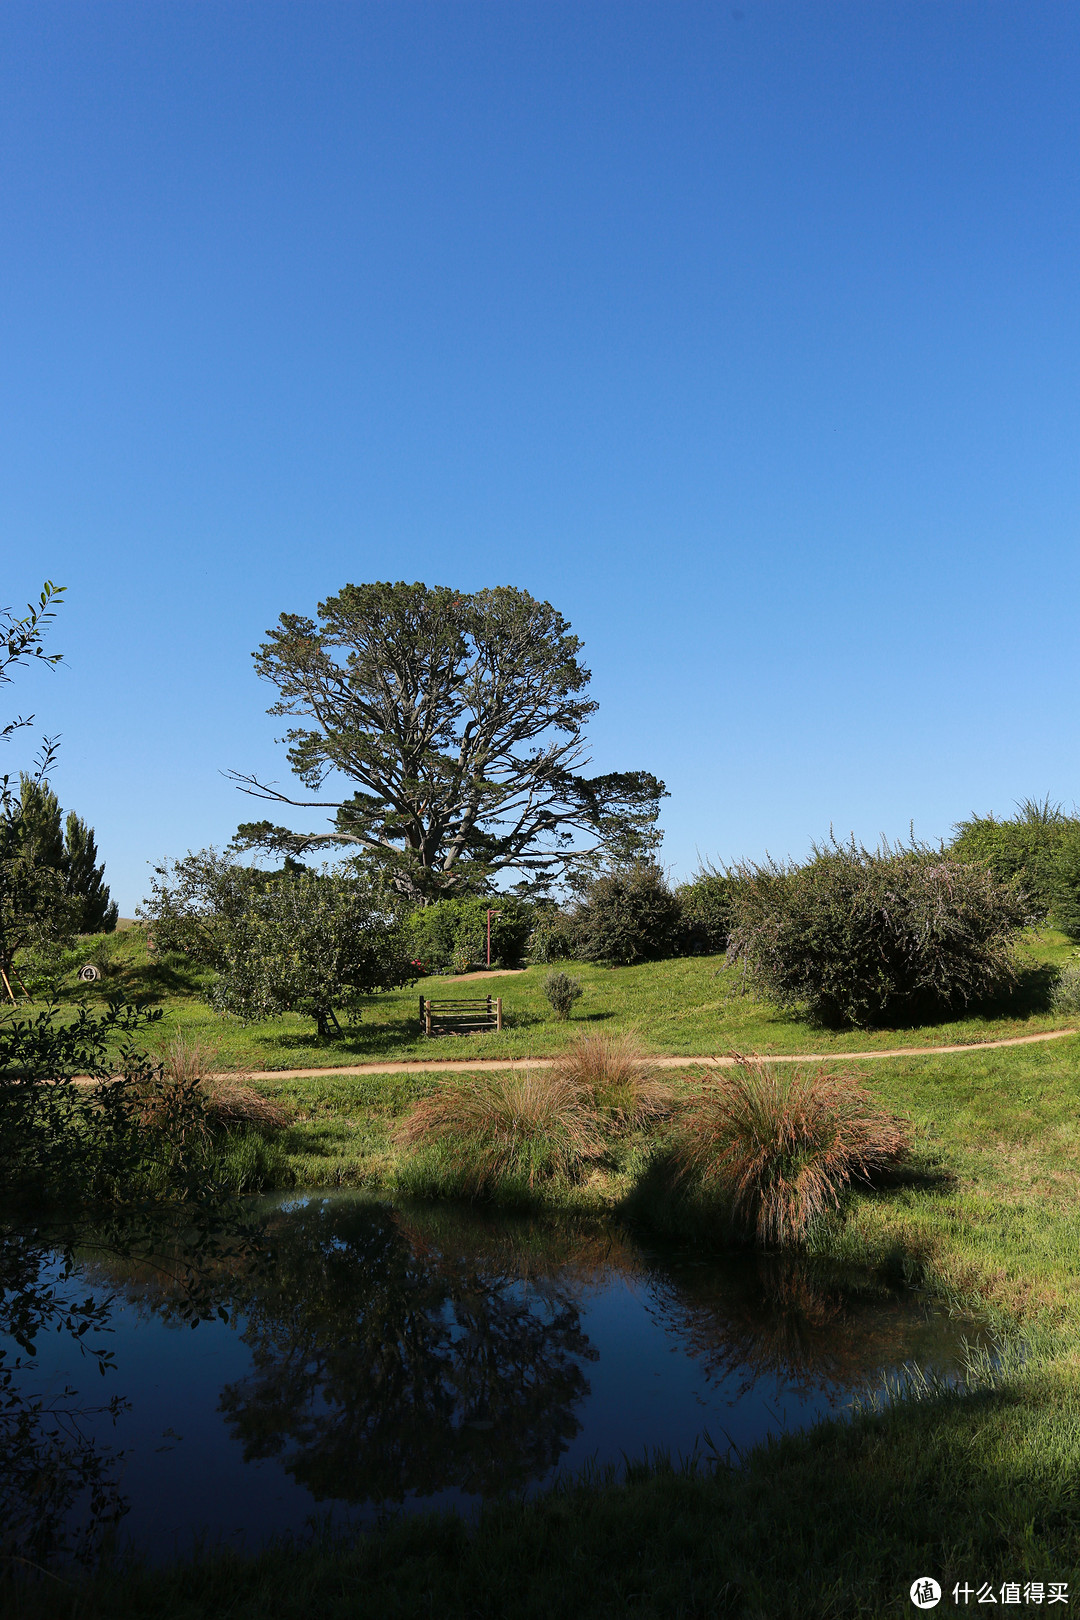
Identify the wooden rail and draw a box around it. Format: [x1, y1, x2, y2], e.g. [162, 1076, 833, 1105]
[420, 995, 503, 1036]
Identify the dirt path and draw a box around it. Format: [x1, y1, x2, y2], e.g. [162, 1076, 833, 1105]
[244, 1026, 1078, 1081]
[425, 968, 528, 982]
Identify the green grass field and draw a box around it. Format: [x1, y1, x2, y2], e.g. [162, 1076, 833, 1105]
[46, 922, 1080, 1071]
[9, 929, 1080, 1616]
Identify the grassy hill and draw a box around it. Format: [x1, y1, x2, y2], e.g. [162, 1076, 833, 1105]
[33, 922, 1080, 1072]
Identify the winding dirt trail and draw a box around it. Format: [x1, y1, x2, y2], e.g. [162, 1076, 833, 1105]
[244, 1026, 1078, 1081]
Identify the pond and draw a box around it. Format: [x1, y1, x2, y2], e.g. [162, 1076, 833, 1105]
[5, 1191, 989, 1566]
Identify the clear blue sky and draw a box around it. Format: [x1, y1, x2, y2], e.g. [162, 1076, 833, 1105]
[3, 1, 1078, 915]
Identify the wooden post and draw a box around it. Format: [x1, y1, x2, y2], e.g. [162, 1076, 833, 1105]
[496, 997, 502, 1031]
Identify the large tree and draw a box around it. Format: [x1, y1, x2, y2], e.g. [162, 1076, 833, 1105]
[2, 777, 117, 937]
[229, 582, 666, 900]
[63, 810, 118, 933]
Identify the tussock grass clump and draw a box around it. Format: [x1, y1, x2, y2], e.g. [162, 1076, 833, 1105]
[199, 1079, 289, 1134]
[394, 1070, 604, 1196]
[554, 1033, 673, 1129]
[161, 1031, 221, 1086]
[158, 1032, 288, 1134]
[671, 1057, 908, 1246]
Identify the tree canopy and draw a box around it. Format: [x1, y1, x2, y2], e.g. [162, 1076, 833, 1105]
[144, 852, 416, 1038]
[63, 808, 119, 933]
[0, 778, 117, 991]
[229, 582, 666, 900]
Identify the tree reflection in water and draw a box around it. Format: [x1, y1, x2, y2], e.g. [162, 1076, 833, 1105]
[216, 1198, 598, 1503]
[80, 1195, 983, 1517]
[641, 1252, 953, 1406]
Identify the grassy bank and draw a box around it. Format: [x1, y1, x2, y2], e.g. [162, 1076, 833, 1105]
[34, 923, 1080, 1071]
[8, 1036, 1080, 1617]
[259, 1032, 1080, 1302]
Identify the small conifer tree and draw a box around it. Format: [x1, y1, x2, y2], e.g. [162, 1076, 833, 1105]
[63, 811, 118, 933]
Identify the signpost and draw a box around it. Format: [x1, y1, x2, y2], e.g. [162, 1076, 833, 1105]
[486, 907, 501, 968]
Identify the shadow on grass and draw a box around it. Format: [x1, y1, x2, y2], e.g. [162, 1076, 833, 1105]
[970, 963, 1060, 1020]
[266, 1017, 422, 1059]
[868, 1158, 956, 1196]
[788, 962, 1063, 1036]
[261, 1005, 549, 1061]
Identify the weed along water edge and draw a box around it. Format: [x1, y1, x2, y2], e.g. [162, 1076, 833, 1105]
[7, 1192, 991, 1567]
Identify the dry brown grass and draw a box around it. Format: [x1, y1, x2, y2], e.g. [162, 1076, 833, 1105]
[155, 1032, 288, 1134]
[394, 1069, 605, 1193]
[671, 1055, 908, 1246]
[553, 1032, 674, 1129]
[200, 1080, 289, 1133]
[161, 1031, 221, 1087]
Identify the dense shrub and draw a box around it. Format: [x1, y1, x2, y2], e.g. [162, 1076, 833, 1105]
[404, 896, 533, 974]
[527, 906, 578, 965]
[544, 970, 582, 1020]
[1050, 961, 1080, 1014]
[568, 862, 682, 966]
[1050, 826, 1080, 940]
[393, 1071, 603, 1197]
[675, 867, 736, 955]
[0, 1004, 285, 1205]
[726, 840, 1032, 1028]
[949, 799, 1078, 919]
[670, 1058, 908, 1246]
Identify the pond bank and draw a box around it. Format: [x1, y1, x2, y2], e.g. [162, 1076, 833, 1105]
[8, 1037, 1080, 1617]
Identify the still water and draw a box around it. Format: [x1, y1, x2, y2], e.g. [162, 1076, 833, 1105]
[12, 1192, 987, 1563]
